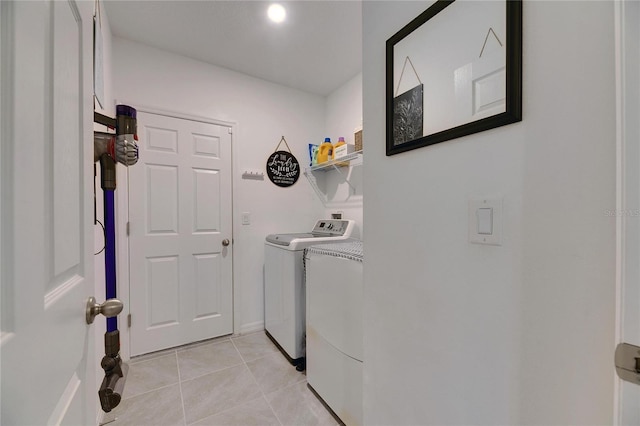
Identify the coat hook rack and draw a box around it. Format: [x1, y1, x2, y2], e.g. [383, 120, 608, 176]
[242, 171, 265, 181]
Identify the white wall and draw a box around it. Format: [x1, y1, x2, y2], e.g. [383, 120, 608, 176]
[363, 1, 615, 425]
[323, 73, 364, 236]
[111, 38, 326, 333]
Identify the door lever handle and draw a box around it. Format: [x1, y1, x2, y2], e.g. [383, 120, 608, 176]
[615, 342, 640, 385]
[86, 297, 123, 324]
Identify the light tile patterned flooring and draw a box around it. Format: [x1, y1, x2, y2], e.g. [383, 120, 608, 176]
[109, 331, 339, 426]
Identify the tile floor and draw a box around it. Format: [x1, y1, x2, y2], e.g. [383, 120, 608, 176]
[108, 332, 339, 426]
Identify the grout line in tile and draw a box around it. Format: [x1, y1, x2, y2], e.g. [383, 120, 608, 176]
[175, 351, 187, 426]
[241, 362, 264, 396]
[120, 381, 179, 403]
[184, 395, 270, 426]
[245, 344, 285, 426]
[121, 348, 180, 401]
[186, 363, 263, 425]
[178, 359, 248, 385]
[243, 351, 275, 365]
[229, 335, 249, 364]
[129, 332, 332, 426]
[174, 338, 246, 384]
[262, 390, 285, 426]
[265, 379, 337, 426]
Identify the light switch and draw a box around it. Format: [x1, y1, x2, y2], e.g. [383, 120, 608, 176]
[469, 198, 502, 245]
[242, 212, 251, 225]
[477, 208, 493, 235]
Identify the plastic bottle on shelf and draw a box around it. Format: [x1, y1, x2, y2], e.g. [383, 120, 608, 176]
[332, 136, 351, 166]
[317, 138, 333, 164]
[332, 137, 346, 160]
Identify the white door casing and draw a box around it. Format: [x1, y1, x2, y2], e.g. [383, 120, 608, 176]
[129, 111, 233, 356]
[0, 0, 96, 424]
[616, 0, 640, 423]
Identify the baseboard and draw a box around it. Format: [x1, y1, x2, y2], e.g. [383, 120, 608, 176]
[238, 321, 264, 335]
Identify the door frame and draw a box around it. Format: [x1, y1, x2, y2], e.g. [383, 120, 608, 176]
[614, 0, 639, 423]
[115, 102, 238, 360]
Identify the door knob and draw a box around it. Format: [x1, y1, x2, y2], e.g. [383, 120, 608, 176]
[222, 239, 230, 247]
[86, 297, 123, 324]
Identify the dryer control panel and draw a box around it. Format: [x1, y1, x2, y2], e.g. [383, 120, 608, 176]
[311, 220, 352, 236]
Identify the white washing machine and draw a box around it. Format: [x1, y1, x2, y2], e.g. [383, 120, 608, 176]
[305, 240, 363, 426]
[264, 219, 355, 367]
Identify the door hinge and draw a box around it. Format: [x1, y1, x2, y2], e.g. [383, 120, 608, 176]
[126, 222, 130, 236]
[127, 313, 132, 328]
[228, 127, 232, 135]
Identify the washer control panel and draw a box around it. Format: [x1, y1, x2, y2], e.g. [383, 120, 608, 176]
[311, 220, 352, 236]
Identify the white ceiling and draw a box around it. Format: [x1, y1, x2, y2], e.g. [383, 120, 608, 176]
[103, 0, 363, 96]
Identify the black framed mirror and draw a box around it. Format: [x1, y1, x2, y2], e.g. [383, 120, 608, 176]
[386, 0, 522, 156]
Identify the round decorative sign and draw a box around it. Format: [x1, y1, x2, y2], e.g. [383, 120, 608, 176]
[266, 150, 300, 187]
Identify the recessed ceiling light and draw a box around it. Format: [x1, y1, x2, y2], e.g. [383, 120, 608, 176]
[268, 3, 286, 24]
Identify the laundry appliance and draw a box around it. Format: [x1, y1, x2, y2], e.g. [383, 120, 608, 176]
[264, 219, 355, 368]
[305, 240, 363, 426]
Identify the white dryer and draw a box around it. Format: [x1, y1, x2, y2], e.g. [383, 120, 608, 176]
[264, 220, 355, 368]
[305, 240, 363, 426]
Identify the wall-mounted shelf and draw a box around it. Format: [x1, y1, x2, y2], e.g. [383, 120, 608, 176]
[307, 150, 362, 172]
[303, 150, 363, 204]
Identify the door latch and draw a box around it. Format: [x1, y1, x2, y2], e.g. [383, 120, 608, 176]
[615, 342, 640, 384]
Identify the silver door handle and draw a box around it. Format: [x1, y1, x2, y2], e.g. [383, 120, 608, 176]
[222, 239, 230, 247]
[86, 297, 123, 324]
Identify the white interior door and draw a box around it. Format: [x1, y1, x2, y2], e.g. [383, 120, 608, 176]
[0, 0, 96, 424]
[617, 0, 640, 423]
[454, 48, 506, 125]
[129, 111, 233, 356]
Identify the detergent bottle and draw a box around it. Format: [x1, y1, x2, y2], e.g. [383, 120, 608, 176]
[332, 137, 346, 160]
[332, 136, 349, 166]
[317, 138, 333, 164]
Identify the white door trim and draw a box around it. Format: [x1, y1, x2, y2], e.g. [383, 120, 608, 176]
[614, 0, 639, 423]
[114, 101, 238, 361]
[613, 2, 624, 422]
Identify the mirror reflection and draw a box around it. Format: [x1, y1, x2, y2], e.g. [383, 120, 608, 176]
[393, 1, 506, 141]
[387, 0, 521, 156]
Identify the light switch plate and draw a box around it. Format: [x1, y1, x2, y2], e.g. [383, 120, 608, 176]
[241, 212, 251, 225]
[469, 198, 502, 245]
